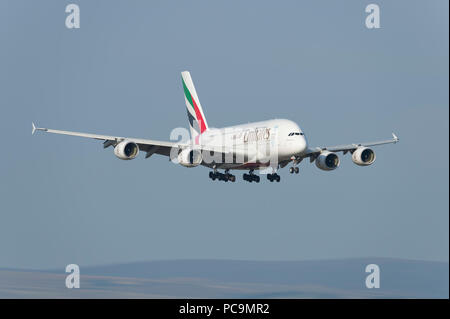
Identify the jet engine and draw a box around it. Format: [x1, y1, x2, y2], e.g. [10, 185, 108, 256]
[352, 147, 376, 166]
[178, 148, 202, 167]
[315, 151, 340, 171]
[114, 140, 139, 160]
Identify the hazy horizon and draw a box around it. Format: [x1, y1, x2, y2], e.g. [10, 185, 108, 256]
[0, 258, 448, 298]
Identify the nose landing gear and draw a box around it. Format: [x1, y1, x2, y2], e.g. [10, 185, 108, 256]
[289, 157, 301, 174]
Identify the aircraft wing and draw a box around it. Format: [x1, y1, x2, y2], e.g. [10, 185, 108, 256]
[32, 122, 183, 158]
[301, 133, 399, 159]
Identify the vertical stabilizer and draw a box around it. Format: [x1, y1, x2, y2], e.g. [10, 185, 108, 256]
[181, 71, 209, 139]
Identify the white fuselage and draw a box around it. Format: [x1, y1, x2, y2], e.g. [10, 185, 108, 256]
[191, 119, 308, 170]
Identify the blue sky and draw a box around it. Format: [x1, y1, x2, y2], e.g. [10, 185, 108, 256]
[0, 0, 448, 269]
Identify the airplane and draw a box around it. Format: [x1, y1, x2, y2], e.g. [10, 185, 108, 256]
[32, 71, 399, 183]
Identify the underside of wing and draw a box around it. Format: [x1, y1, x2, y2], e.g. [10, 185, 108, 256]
[288, 133, 399, 172]
[302, 133, 399, 159]
[135, 142, 178, 158]
[32, 122, 183, 160]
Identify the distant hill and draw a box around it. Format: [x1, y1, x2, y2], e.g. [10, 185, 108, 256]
[0, 258, 448, 298]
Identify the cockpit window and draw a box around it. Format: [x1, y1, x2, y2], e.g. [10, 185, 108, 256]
[289, 132, 304, 136]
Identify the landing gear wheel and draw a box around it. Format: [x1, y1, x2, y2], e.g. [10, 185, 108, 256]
[267, 173, 280, 182]
[294, 167, 299, 174]
[289, 167, 294, 174]
[224, 173, 235, 182]
[209, 171, 217, 181]
[244, 173, 259, 183]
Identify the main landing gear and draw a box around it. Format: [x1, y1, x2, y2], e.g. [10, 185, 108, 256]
[267, 173, 281, 182]
[243, 170, 260, 183]
[209, 169, 280, 183]
[209, 170, 236, 182]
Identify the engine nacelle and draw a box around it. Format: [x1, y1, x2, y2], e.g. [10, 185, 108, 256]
[114, 141, 139, 160]
[178, 148, 202, 167]
[352, 147, 376, 166]
[315, 151, 340, 171]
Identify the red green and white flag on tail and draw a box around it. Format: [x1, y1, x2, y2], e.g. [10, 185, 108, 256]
[182, 71, 208, 141]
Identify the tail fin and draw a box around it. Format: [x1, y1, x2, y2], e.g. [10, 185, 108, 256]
[181, 71, 209, 139]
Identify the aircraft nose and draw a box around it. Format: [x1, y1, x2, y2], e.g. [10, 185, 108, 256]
[298, 136, 307, 154]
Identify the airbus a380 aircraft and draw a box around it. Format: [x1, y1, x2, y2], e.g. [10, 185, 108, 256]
[32, 71, 399, 183]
